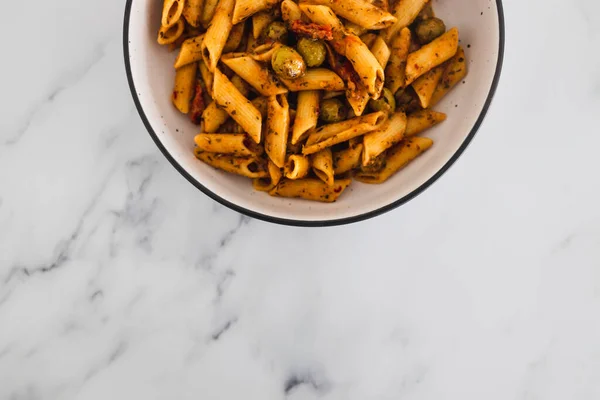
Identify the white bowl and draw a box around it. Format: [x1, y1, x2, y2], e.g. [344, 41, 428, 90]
[123, 0, 504, 226]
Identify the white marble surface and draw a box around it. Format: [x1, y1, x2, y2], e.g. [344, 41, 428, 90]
[1, 0, 600, 398]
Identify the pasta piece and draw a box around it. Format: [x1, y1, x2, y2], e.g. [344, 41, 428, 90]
[346, 37, 390, 116]
[198, 61, 214, 95]
[282, 0, 305, 25]
[213, 69, 263, 143]
[223, 23, 247, 53]
[306, 111, 387, 145]
[183, 0, 205, 27]
[234, 0, 279, 24]
[194, 133, 262, 156]
[405, 28, 459, 85]
[284, 155, 311, 179]
[362, 111, 407, 165]
[222, 55, 288, 96]
[197, 152, 269, 178]
[201, 0, 235, 71]
[405, 109, 446, 137]
[269, 178, 351, 202]
[280, 68, 345, 91]
[355, 137, 433, 183]
[370, 36, 391, 69]
[292, 90, 320, 144]
[385, 27, 411, 94]
[157, 19, 185, 45]
[333, 141, 364, 174]
[412, 65, 444, 108]
[162, 0, 185, 28]
[430, 46, 467, 106]
[201, 0, 219, 27]
[383, 0, 428, 42]
[302, 0, 397, 29]
[253, 161, 283, 191]
[311, 148, 335, 185]
[299, 5, 383, 97]
[265, 95, 290, 168]
[252, 11, 276, 39]
[303, 122, 380, 155]
[202, 101, 230, 132]
[172, 63, 197, 114]
[174, 35, 205, 69]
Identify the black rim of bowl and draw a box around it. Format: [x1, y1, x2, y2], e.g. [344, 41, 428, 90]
[123, 1, 505, 227]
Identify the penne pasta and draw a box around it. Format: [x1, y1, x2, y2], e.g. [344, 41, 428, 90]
[311, 148, 335, 185]
[333, 141, 364, 174]
[265, 95, 291, 168]
[222, 55, 288, 96]
[183, 0, 205, 27]
[383, 0, 428, 42]
[201, 0, 235, 71]
[280, 68, 345, 91]
[303, 122, 380, 155]
[252, 11, 276, 39]
[370, 36, 391, 69]
[201, 0, 219, 28]
[306, 112, 387, 145]
[213, 69, 263, 143]
[253, 161, 283, 191]
[269, 178, 352, 202]
[385, 27, 411, 94]
[362, 111, 407, 165]
[412, 65, 444, 108]
[194, 133, 262, 156]
[301, 0, 397, 29]
[292, 90, 320, 144]
[174, 35, 205, 69]
[197, 152, 269, 178]
[234, 0, 279, 25]
[202, 101, 230, 132]
[405, 28, 459, 85]
[281, 0, 305, 25]
[157, 19, 185, 45]
[198, 61, 214, 95]
[250, 42, 283, 62]
[223, 23, 247, 53]
[430, 46, 467, 106]
[355, 137, 433, 183]
[162, 0, 185, 28]
[284, 154, 311, 179]
[405, 109, 446, 137]
[172, 63, 198, 114]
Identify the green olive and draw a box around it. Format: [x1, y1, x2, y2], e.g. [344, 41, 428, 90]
[271, 45, 307, 80]
[296, 38, 326, 67]
[265, 21, 288, 43]
[369, 88, 396, 114]
[414, 17, 446, 44]
[320, 99, 347, 123]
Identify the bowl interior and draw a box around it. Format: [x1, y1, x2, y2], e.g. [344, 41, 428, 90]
[125, 0, 502, 225]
